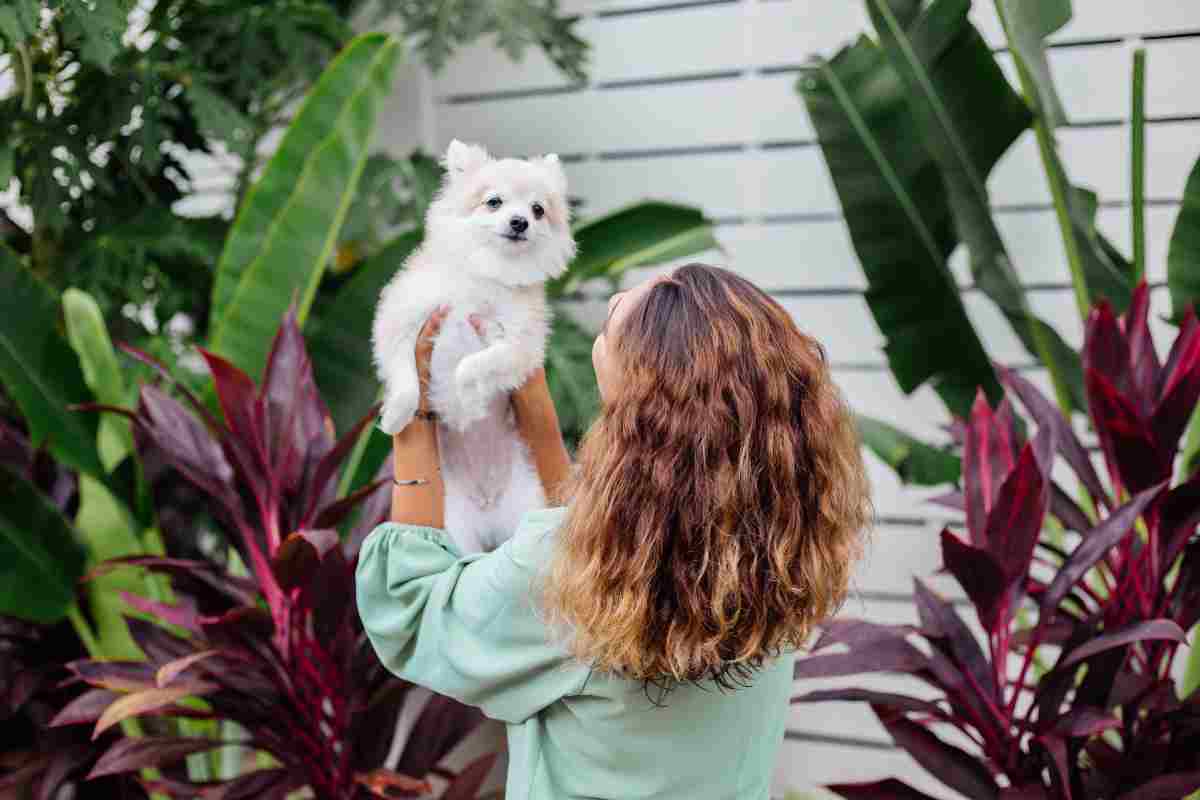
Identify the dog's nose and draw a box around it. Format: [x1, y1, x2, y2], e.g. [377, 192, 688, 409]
[509, 215, 529, 234]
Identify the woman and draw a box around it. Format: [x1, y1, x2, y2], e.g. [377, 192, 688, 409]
[356, 263, 873, 798]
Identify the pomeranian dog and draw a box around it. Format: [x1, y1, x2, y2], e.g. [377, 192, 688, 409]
[371, 139, 577, 555]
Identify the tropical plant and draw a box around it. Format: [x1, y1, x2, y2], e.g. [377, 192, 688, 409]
[798, 0, 1200, 709]
[53, 308, 496, 798]
[793, 283, 1200, 798]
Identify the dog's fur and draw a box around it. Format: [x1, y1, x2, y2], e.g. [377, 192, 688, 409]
[371, 139, 577, 554]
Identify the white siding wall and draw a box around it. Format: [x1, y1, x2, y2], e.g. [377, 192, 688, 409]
[410, 2, 1200, 795]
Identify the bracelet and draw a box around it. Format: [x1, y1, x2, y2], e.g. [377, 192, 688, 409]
[414, 409, 438, 421]
[394, 478, 431, 487]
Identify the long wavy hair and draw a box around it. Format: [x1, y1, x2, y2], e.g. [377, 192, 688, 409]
[541, 263, 873, 694]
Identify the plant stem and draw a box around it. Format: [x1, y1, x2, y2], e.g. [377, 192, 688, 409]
[1131, 46, 1147, 282]
[993, 2, 1091, 323]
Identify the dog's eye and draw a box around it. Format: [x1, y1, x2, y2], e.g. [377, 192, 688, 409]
[485, 196, 503, 210]
[531, 202, 545, 219]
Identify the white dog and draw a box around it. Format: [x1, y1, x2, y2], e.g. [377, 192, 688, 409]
[371, 139, 577, 554]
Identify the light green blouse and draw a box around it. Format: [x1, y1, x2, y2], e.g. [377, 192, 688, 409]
[354, 506, 795, 800]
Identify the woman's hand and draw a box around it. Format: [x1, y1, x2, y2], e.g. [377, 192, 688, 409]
[415, 305, 451, 413]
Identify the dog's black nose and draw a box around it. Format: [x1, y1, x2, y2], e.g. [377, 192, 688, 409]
[509, 215, 529, 234]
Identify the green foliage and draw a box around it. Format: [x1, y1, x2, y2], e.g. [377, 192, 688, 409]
[855, 414, 961, 486]
[1169, 158, 1200, 324]
[379, 0, 589, 82]
[0, 465, 88, 624]
[0, 247, 104, 478]
[63, 288, 133, 472]
[208, 32, 402, 381]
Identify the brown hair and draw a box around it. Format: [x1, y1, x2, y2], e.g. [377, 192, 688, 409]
[541, 263, 872, 694]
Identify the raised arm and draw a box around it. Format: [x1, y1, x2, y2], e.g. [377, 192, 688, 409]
[511, 367, 572, 505]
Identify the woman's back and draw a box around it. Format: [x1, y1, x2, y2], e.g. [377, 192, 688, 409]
[528, 650, 794, 799]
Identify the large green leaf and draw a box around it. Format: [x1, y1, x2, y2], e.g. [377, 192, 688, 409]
[799, 37, 999, 418]
[0, 465, 88, 624]
[0, 248, 105, 477]
[208, 32, 401, 380]
[854, 414, 961, 486]
[309, 231, 421, 433]
[547, 202, 719, 298]
[866, 0, 1085, 414]
[994, 0, 1070, 127]
[63, 287, 133, 472]
[1169, 157, 1200, 323]
[545, 313, 601, 446]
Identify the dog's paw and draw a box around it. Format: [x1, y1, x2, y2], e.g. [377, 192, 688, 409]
[454, 367, 496, 428]
[378, 384, 419, 434]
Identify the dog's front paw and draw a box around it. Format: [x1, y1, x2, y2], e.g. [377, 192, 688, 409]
[378, 384, 420, 434]
[454, 366, 496, 428]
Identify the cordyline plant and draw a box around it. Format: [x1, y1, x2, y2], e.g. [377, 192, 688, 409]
[58, 308, 496, 799]
[795, 283, 1200, 799]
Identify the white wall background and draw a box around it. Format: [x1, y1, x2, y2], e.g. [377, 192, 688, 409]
[400, 1, 1200, 796]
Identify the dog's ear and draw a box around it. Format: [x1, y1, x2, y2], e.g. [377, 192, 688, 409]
[443, 139, 491, 175]
[540, 153, 568, 195]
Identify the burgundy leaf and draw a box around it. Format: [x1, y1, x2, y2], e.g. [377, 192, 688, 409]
[1035, 733, 1072, 800]
[1084, 300, 1135, 401]
[985, 425, 1054, 582]
[1114, 771, 1200, 800]
[156, 650, 221, 688]
[1040, 481, 1165, 613]
[1086, 368, 1166, 493]
[1051, 707, 1120, 737]
[1000, 786, 1050, 799]
[1049, 482, 1093, 534]
[871, 704, 999, 800]
[197, 349, 261, 456]
[794, 639, 930, 680]
[48, 688, 121, 726]
[203, 768, 298, 799]
[137, 384, 240, 516]
[1157, 305, 1199, 398]
[124, 616, 194, 664]
[120, 591, 201, 632]
[998, 364, 1110, 509]
[33, 743, 97, 800]
[87, 736, 218, 779]
[261, 305, 334, 492]
[93, 682, 219, 737]
[825, 778, 939, 799]
[350, 680, 414, 771]
[302, 402, 381, 524]
[118, 342, 222, 431]
[395, 693, 485, 778]
[941, 530, 1009, 633]
[65, 659, 157, 692]
[271, 529, 340, 592]
[1151, 322, 1200, 455]
[442, 753, 497, 800]
[963, 389, 1023, 549]
[913, 579, 995, 705]
[346, 452, 395, 555]
[1122, 282, 1161, 416]
[199, 606, 275, 650]
[1059, 619, 1187, 669]
[1158, 473, 1200, 570]
[928, 489, 965, 512]
[792, 688, 947, 719]
[313, 477, 389, 529]
[813, 619, 919, 652]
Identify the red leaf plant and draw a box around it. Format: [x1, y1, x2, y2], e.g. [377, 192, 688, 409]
[795, 283, 1200, 799]
[63, 307, 496, 799]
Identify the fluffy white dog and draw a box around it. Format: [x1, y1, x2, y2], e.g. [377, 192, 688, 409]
[371, 139, 577, 554]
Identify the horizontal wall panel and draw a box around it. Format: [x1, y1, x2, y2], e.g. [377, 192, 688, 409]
[438, 78, 759, 155]
[562, 122, 1199, 219]
[773, 737, 952, 799]
[748, 1, 870, 70]
[970, 1, 1200, 47]
[853, 524, 966, 598]
[587, 3, 748, 81]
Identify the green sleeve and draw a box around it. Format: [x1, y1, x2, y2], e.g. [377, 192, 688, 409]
[354, 508, 589, 724]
